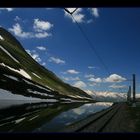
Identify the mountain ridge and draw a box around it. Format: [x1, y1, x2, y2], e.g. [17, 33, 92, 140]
[85, 90, 126, 102]
[0, 27, 93, 102]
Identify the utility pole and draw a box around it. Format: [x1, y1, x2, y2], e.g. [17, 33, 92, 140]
[132, 74, 136, 107]
[133, 74, 136, 103]
[127, 86, 131, 102]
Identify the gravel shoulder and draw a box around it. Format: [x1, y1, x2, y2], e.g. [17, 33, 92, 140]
[60, 102, 140, 133]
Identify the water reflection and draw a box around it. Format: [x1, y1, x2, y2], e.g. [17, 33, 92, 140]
[0, 101, 84, 132]
[35, 102, 113, 132]
[0, 100, 113, 132]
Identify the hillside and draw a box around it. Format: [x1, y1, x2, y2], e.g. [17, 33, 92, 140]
[0, 27, 93, 102]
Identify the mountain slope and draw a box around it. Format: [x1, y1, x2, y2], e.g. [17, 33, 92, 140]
[86, 90, 126, 102]
[0, 27, 92, 102]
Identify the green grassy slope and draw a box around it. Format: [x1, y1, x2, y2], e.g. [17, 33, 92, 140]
[0, 27, 92, 100]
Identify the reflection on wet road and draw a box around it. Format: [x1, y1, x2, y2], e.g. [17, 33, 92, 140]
[0, 100, 113, 132]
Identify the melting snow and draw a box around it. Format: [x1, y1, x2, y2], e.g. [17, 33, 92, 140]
[0, 88, 40, 101]
[67, 95, 77, 98]
[0, 89, 59, 110]
[23, 79, 51, 92]
[15, 117, 25, 124]
[0, 88, 52, 109]
[27, 89, 53, 97]
[67, 94, 91, 100]
[0, 63, 31, 80]
[32, 72, 41, 79]
[23, 79, 35, 86]
[29, 115, 39, 121]
[85, 90, 127, 102]
[61, 98, 72, 101]
[0, 45, 19, 63]
[44, 99, 58, 102]
[0, 35, 4, 40]
[4, 74, 19, 81]
[35, 84, 51, 92]
[60, 98, 89, 103]
[19, 69, 31, 79]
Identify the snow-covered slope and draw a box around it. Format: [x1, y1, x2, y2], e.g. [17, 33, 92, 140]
[0, 27, 93, 102]
[85, 90, 127, 102]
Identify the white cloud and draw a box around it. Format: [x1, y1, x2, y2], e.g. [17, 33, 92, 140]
[109, 84, 127, 89]
[85, 74, 95, 78]
[87, 19, 93, 24]
[71, 77, 80, 81]
[9, 23, 33, 38]
[0, 8, 14, 12]
[26, 49, 41, 63]
[46, 8, 53, 10]
[32, 54, 41, 62]
[9, 19, 53, 39]
[26, 49, 31, 55]
[88, 66, 98, 69]
[104, 74, 126, 83]
[14, 16, 21, 21]
[73, 81, 87, 89]
[88, 77, 102, 83]
[86, 73, 126, 84]
[33, 18, 53, 32]
[86, 74, 126, 83]
[66, 69, 79, 74]
[42, 62, 46, 66]
[33, 19, 53, 38]
[36, 46, 47, 51]
[64, 8, 99, 24]
[49, 57, 65, 64]
[90, 8, 99, 18]
[61, 76, 70, 81]
[62, 76, 80, 81]
[88, 83, 98, 87]
[35, 32, 51, 38]
[64, 8, 85, 23]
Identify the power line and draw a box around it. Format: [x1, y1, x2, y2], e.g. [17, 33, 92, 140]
[64, 8, 111, 75]
[64, 8, 78, 15]
[64, 9, 138, 86]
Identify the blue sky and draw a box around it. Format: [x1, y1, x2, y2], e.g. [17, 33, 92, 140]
[0, 8, 140, 93]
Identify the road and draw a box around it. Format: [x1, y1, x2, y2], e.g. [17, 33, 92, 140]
[61, 102, 136, 132]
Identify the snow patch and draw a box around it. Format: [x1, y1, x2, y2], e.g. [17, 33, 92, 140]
[85, 90, 127, 102]
[23, 79, 35, 86]
[23, 79, 51, 92]
[32, 72, 41, 79]
[19, 69, 31, 79]
[60, 98, 89, 103]
[27, 89, 53, 97]
[67, 94, 92, 101]
[0, 88, 58, 110]
[0, 63, 31, 80]
[0, 45, 19, 63]
[4, 74, 19, 81]
[29, 115, 39, 121]
[0, 88, 40, 101]
[0, 116, 15, 122]
[34, 84, 51, 92]
[15, 117, 25, 124]
[44, 85, 54, 91]
[67, 94, 77, 98]
[0, 35, 4, 40]
[44, 99, 58, 102]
